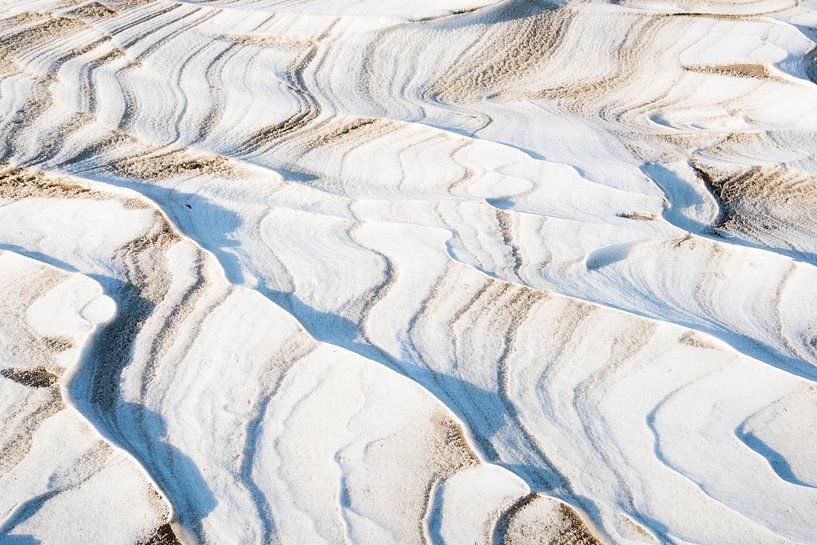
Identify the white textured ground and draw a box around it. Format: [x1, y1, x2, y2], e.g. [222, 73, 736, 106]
[1, 1, 817, 544]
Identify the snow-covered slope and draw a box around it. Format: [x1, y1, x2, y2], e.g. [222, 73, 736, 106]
[1, 1, 817, 544]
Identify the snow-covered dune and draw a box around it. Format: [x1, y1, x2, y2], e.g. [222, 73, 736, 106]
[1, 1, 817, 544]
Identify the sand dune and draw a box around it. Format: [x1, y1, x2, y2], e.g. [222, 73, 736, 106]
[1, 1, 816, 544]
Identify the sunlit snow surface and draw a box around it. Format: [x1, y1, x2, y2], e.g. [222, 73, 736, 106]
[1, 0, 817, 544]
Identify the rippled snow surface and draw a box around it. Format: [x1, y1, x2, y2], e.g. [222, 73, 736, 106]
[2, 1, 817, 544]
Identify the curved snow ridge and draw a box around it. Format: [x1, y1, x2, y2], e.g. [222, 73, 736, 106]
[0, 164, 602, 545]
[0, 248, 168, 544]
[1, 1, 817, 544]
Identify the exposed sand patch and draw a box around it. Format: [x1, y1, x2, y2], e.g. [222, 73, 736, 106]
[496, 495, 603, 545]
[139, 523, 181, 545]
[616, 212, 657, 221]
[1, 367, 59, 388]
[684, 63, 781, 81]
[693, 161, 817, 246]
[0, 163, 97, 200]
[110, 150, 242, 181]
[0, 13, 86, 55]
[64, 1, 118, 20]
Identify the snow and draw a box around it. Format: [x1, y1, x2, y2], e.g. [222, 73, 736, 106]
[1, 1, 817, 544]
